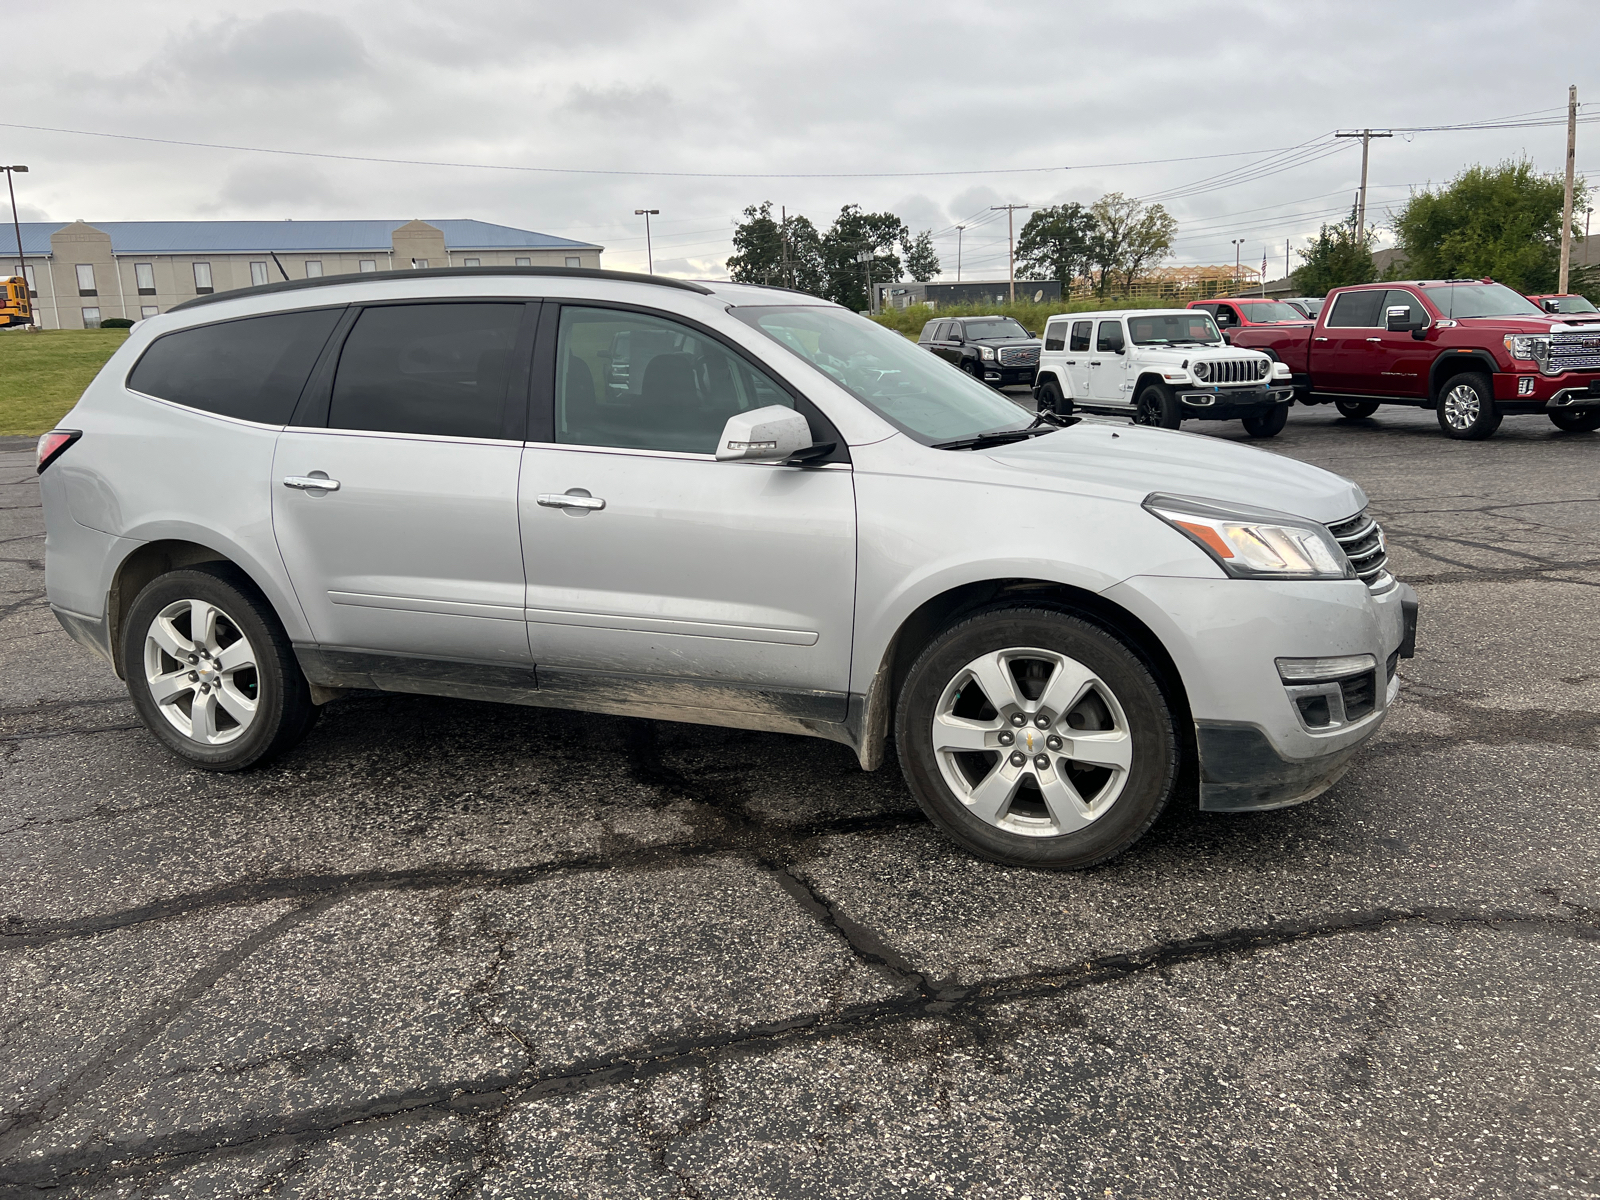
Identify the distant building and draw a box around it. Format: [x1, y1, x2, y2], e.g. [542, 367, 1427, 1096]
[4, 218, 603, 329]
[875, 279, 1063, 310]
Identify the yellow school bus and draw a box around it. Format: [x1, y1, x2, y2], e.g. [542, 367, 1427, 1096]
[2, 275, 33, 327]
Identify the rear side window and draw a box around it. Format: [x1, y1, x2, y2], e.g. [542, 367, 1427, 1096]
[1044, 322, 1066, 351]
[1325, 290, 1386, 327]
[329, 303, 523, 439]
[1095, 321, 1125, 352]
[1069, 321, 1092, 352]
[127, 308, 342, 424]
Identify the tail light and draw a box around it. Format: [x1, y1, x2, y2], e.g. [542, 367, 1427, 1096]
[36, 429, 81, 474]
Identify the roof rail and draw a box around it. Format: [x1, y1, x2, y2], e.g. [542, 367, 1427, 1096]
[167, 264, 714, 313]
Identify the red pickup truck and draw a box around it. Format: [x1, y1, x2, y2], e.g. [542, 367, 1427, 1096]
[1189, 280, 1600, 439]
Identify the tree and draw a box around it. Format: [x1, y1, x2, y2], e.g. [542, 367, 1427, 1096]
[1088, 193, 1175, 297]
[1291, 211, 1376, 296]
[901, 229, 940, 282]
[1390, 158, 1588, 295]
[820, 204, 906, 310]
[726, 201, 826, 294]
[1016, 203, 1098, 287]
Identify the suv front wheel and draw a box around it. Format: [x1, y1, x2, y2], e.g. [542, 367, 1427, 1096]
[1436, 372, 1502, 440]
[122, 565, 318, 771]
[895, 607, 1178, 870]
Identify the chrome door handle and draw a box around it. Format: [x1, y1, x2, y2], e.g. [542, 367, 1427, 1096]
[282, 475, 340, 491]
[537, 492, 606, 511]
[1314, 337, 1329, 342]
[1366, 337, 1383, 343]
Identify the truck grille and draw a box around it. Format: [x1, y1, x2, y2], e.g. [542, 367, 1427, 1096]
[1200, 358, 1269, 385]
[999, 345, 1040, 368]
[1548, 330, 1600, 373]
[1326, 510, 1392, 592]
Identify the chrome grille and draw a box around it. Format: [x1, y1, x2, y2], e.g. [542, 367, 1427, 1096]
[1549, 330, 1600, 373]
[999, 345, 1040, 368]
[1327, 510, 1392, 592]
[1199, 358, 1267, 385]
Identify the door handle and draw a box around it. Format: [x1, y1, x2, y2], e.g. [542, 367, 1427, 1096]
[537, 492, 606, 511]
[1064, 360, 1076, 365]
[1089, 361, 1101, 367]
[282, 475, 340, 492]
[1366, 337, 1383, 343]
[1314, 337, 1329, 342]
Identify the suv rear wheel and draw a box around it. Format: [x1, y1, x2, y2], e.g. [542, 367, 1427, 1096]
[1335, 400, 1380, 419]
[1133, 382, 1182, 429]
[122, 565, 318, 771]
[1549, 408, 1600, 432]
[1436, 372, 1502, 439]
[895, 607, 1178, 870]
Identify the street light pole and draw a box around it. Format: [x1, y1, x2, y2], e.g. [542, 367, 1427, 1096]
[634, 208, 659, 274]
[955, 225, 964, 283]
[4, 166, 28, 311]
[1231, 239, 1244, 291]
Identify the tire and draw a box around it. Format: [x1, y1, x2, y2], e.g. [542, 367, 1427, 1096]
[1242, 404, 1289, 438]
[1133, 382, 1182, 429]
[1435, 372, 1501, 439]
[1549, 408, 1600, 432]
[894, 606, 1179, 870]
[122, 564, 318, 771]
[1037, 378, 1073, 417]
[1335, 400, 1380, 419]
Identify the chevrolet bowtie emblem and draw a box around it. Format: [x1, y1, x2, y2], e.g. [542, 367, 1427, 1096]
[1026, 731, 1034, 751]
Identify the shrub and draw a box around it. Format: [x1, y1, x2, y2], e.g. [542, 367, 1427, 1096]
[99, 317, 135, 329]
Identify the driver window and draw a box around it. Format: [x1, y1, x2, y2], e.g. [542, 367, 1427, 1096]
[1095, 321, 1125, 353]
[555, 307, 792, 455]
[1215, 305, 1239, 325]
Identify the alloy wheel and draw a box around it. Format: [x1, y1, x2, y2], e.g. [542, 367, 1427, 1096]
[142, 598, 260, 745]
[931, 646, 1133, 837]
[1442, 383, 1480, 430]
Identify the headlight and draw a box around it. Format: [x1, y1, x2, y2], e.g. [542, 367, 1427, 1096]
[1193, 361, 1212, 381]
[979, 345, 996, 361]
[1143, 493, 1354, 580]
[1256, 359, 1270, 379]
[1503, 334, 1552, 369]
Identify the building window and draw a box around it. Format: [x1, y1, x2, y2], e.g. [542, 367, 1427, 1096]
[76, 264, 97, 296]
[359, 259, 377, 273]
[515, 257, 531, 267]
[462, 257, 480, 267]
[250, 262, 270, 287]
[193, 262, 213, 294]
[565, 257, 582, 268]
[141, 305, 159, 319]
[304, 260, 323, 278]
[22, 264, 36, 296]
[134, 263, 156, 295]
[82, 307, 101, 328]
[411, 258, 428, 270]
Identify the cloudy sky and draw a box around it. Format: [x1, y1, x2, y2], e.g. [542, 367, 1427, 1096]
[3, 1, 1593, 280]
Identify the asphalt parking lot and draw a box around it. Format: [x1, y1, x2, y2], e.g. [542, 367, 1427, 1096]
[2, 403, 1598, 1199]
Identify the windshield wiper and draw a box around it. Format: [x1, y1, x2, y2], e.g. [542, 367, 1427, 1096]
[932, 421, 1059, 451]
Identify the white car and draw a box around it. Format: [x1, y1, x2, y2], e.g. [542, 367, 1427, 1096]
[1034, 308, 1297, 437]
[39, 267, 1415, 870]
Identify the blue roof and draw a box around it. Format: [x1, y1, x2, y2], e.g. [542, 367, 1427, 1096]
[9, 219, 601, 256]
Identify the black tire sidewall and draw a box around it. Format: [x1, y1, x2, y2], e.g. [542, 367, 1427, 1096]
[1135, 383, 1182, 429]
[1243, 404, 1288, 437]
[895, 607, 1178, 870]
[1039, 379, 1065, 414]
[1550, 408, 1600, 432]
[1335, 400, 1380, 419]
[122, 566, 312, 771]
[1436, 372, 1499, 439]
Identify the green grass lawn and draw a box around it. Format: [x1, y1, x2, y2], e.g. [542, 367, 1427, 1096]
[0, 328, 129, 436]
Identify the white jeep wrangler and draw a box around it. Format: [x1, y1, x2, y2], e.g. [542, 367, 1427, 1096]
[1034, 308, 1296, 438]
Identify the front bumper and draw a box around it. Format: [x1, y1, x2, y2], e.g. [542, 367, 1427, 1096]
[984, 366, 1039, 386]
[1176, 384, 1294, 419]
[1494, 370, 1600, 406]
[1100, 574, 1417, 813]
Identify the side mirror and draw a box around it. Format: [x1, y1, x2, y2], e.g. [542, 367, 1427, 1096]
[1386, 305, 1424, 335]
[1543, 298, 1561, 313]
[1221, 332, 1233, 345]
[715, 405, 813, 462]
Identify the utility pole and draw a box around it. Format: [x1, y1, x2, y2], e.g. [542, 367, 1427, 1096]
[991, 204, 1028, 303]
[1285, 239, 1291, 283]
[1559, 85, 1578, 295]
[856, 247, 874, 314]
[1261, 247, 1268, 298]
[1335, 129, 1392, 247]
[955, 225, 964, 282]
[779, 205, 789, 289]
[634, 208, 659, 274]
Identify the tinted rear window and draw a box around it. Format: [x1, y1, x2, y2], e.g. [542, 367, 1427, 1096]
[328, 303, 523, 438]
[1325, 290, 1386, 328]
[127, 309, 341, 424]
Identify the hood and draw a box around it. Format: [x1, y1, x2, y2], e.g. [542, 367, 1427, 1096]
[969, 336, 1043, 349]
[983, 423, 1365, 524]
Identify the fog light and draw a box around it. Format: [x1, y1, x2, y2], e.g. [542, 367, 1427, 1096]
[1518, 376, 1535, 395]
[1276, 654, 1376, 683]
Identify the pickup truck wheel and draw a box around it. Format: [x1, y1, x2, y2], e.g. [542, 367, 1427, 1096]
[1549, 408, 1600, 432]
[1241, 404, 1289, 438]
[1436, 373, 1502, 439]
[895, 607, 1178, 870]
[1335, 400, 1381, 419]
[1037, 379, 1072, 416]
[1133, 383, 1182, 429]
[122, 565, 318, 772]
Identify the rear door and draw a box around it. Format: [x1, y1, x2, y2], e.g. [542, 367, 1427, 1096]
[1063, 320, 1093, 397]
[1090, 319, 1130, 404]
[272, 300, 538, 664]
[1316, 289, 1388, 393]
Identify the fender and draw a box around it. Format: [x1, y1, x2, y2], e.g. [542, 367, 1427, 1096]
[1428, 349, 1499, 400]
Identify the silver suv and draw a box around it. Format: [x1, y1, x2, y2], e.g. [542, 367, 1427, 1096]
[38, 267, 1418, 869]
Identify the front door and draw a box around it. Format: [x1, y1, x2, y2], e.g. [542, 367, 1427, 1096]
[518, 304, 857, 720]
[1317, 289, 1389, 393]
[1090, 319, 1131, 405]
[273, 300, 537, 664]
[1368, 289, 1430, 398]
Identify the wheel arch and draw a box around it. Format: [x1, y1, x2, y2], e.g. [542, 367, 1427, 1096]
[1428, 350, 1498, 404]
[1132, 371, 1172, 397]
[854, 577, 1193, 772]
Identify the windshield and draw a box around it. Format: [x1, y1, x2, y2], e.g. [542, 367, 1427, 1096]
[1127, 313, 1222, 346]
[961, 318, 1031, 340]
[1549, 295, 1599, 314]
[1429, 283, 1545, 319]
[733, 305, 1037, 444]
[1240, 301, 1308, 323]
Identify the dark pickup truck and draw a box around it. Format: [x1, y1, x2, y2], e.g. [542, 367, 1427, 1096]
[916, 315, 1042, 388]
[1191, 280, 1600, 439]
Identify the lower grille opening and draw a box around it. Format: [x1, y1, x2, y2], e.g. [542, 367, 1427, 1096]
[1340, 671, 1376, 721]
[1296, 694, 1332, 728]
[1385, 650, 1400, 681]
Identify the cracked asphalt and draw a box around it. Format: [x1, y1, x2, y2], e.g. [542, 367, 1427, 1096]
[2, 404, 1598, 1199]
